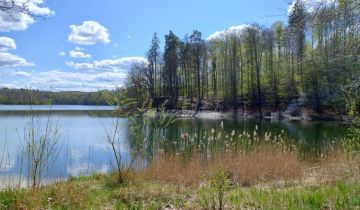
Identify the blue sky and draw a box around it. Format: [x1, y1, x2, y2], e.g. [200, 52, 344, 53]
[0, 0, 291, 91]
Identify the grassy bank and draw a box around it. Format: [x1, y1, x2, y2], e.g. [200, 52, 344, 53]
[0, 173, 359, 209]
[1, 151, 358, 210]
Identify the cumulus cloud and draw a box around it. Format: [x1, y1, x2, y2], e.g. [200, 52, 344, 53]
[68, 21, 110, 45]
[0, 36, 16, 51]
[24, 70, 128, 91]
[66, 56, 148, 71]
[59, 51, 66, 56]
[1, 55, 148, 91]
[69, 47, 92, 58]
[207, 24, 251, 40]
[0, 0, 54, 32]
[0, 52, 34, 67]
[0, 37, 33, 67]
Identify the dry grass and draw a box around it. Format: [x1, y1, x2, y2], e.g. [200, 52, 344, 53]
[305, 154, 360, 185]
[142, 145, 303, 186]
[141, 146, 359, 188]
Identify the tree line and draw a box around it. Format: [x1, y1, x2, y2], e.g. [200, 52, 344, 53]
[126, 0, 360, 116]
[0, 88, 108, 105]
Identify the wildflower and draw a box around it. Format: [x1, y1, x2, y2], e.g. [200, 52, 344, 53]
[211, 128, 215, 135]
[255, 124, 258, 130]
[220, 121, 224, 129]
[264, 132, 271, 142]
[231, 130, 235, 137]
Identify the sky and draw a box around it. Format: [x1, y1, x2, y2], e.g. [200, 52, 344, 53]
[0, 0, 292, 92]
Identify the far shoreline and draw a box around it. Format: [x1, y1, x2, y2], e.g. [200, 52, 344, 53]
[0, 104, 354, 122]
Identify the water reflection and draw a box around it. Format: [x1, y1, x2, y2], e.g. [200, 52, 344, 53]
[0, 106, 350, 184]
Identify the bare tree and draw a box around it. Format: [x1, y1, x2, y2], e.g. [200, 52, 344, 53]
[0, 0, 51, 19]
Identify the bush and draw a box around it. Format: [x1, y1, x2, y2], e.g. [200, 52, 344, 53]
[197, 169, 231, 210]
[342, 126, 360, 156]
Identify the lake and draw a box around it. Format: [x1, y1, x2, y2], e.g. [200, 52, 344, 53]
[0, 105, 350, 185]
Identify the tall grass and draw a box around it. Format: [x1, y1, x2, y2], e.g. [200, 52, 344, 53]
[143, 145, 303, 186]
[141, 121, 359, 187]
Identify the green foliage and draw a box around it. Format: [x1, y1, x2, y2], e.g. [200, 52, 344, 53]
[307, 191, 324, 209]
[197, 169, 231, 210]
[115, 200, 143, 210]
[0, 189, 24, 210]
[342, 125, 360, 156]
[155, 100, 177, 128]
[118, 0, 360, 116]
[0, 88, 107, 105]
[227, 180, 360, 209]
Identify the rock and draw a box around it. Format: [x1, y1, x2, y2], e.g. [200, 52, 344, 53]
[162, 204, 176, 210]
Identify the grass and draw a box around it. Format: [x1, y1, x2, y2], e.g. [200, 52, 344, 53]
[143, 146, 303, 186]
[0, 174, 358, 209]
[227, 180, 360, 209]
[0, 151, 358, 210]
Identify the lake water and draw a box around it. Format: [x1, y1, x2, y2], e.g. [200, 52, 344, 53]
[0, 105, 350, 185]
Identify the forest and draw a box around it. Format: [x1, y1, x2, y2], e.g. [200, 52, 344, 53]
[0, 88, 107, 105]
[126, 0, 360, 117]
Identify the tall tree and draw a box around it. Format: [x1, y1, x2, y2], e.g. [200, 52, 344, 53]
[189, 30, 205, 111]
[163, 31, 180, 102]
[147, 32, 160, 100]
[289, 0, 307, 91]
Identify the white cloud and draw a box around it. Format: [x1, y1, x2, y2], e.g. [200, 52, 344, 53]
[0, 36, 16, 51]
[11, 70, 31, 77]
[68, 21, 110, 45]
[1, 55, 148, 91]
[59, 51, 66, 56]
[0, 0, 54, 32]
[0, 37, 33, 67]
[66, 56, 148, 71]
[0, 52, 34, 67]
[207, 24, 251, 40]
[69, 48, 92, 58]
[25, 70, 128, 91]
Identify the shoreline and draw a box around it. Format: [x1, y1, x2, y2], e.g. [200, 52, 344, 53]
[0, 104, 353, 122]
[146, 109, 353, 122]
